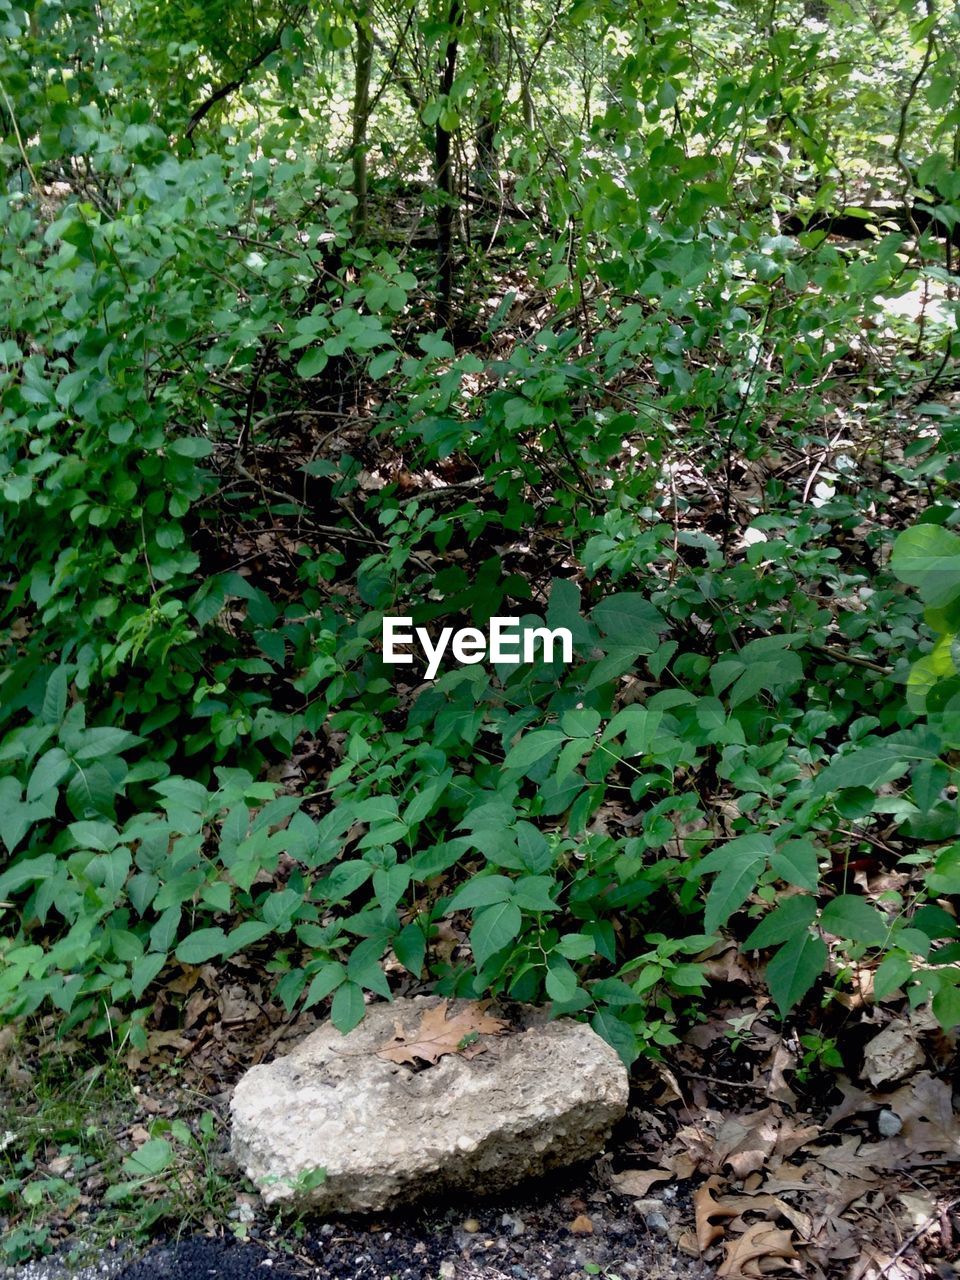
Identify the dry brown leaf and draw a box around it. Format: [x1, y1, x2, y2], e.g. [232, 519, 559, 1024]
[772, 1116, 820, 1160]
[732, 1192, 812, 1241]
[568, 1214, 593, 1235]
[694, 1175, 741, 1251]
[816, 1135, 878, 1179]
[375, 1000, 507, 1066]
[861, 1020, 925, 1087]
[889, 1071, 960, 1158]
[763, 1040, 797, 1106]
[824, 1078, 878, 1129]
[654, 1062, 683, 1104]
[609, 1168, 673, 1197]
[714, 1109, 779, 1178]
[677, 1229, 700, 1256]
[716, 1222, 798, 1278]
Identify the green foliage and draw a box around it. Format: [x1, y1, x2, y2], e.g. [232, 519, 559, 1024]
[2, 0, 960, 1102]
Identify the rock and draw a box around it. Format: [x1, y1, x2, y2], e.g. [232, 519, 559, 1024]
[877, 1108, 903, 1137]
[230, 996, 628, 1211]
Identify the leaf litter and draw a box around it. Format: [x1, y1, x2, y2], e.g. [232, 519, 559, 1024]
[375, 999, 508, 1066]
[608, 1008, 960, 1280]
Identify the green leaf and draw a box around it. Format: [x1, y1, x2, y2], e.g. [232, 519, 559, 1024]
[584, 644, 646, 691]
[545, 961, 578, 1003]
[225, 921, 272, 953]
[703, 848, 766, 934]
[504, 729, 565, 770]
[150, 906, 181, 954]
[27, 747, 71, 802]
[168, 436, 213, 458]
[0, 778, 29, 853]
[554, 736, 590, 782]
[74, 727, 143, 760]
[932, 978, 960, 1031]
[41, 666, 69, 726]
[745, 896, 816, 948]
[121, 1138, 172, 1179]
[694, 833, 774, 876]
[591, 593, 666, 648]
[304, 962, 346, 1008]
[874, 952, 914, 1000]
[297, 348, 329, 379]
[470, 900, 523, 968]
[68, 820, 119, 851]
[814, 746, 910, 795]
[447, 875, 514, 910]
[766, 932, 828, 1015]
[393, 921, 427, 977]
[368, 350, 398, 379]
[891, 524, 960, 608]
[130, 952, 167, 1000]
[769, 840, 819, 891]
[560, 708, 601, 738]
[67, 763, 118, 818]
[820, 895, 888, 945]
[331, 980, 366, 1033]
[601, 706, 664, 755]
[511, 875, 558, 912]
[175, 928, 227, 964]
[591, 1009, 639, 1067]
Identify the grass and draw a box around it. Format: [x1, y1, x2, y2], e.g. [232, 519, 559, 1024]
[0, 1029, 238, 1266]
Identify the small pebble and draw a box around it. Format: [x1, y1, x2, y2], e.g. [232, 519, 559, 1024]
[645, 1211, 669, 1234]
[877, 1109, 903, 1137]
[463, 1218, 481, 1234]
[439, 1260, 456, 1279]
[501, 1212, 526, 1236]
[568, 1214, 594, 1235]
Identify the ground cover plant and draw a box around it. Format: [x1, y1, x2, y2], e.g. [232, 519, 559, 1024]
[1, 0, 960, 1272]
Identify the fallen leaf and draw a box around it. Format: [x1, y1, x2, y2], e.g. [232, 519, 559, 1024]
[717, 1222, 798, 1278]
[654, 1062, 683, 1104]
[375, 1000, 507, 1066]
[568, 1214, 594, 1235]
[888, 1071, 960, 1159]
[610, 1168, 673, 1197]
[763, 1040, 797, 1106]
[816, 1135, 878, 1179]
[862, 1021, 925, 1087]
[694, 1176, 741, 1251]
[714, 1109, 779, 1178]
[825, 1078, 878, 1128]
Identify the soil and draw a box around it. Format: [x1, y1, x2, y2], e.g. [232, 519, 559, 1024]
[9, 1164, 714, 1280]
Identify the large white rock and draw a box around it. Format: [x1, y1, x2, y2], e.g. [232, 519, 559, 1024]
[230, 996, 628, 1211]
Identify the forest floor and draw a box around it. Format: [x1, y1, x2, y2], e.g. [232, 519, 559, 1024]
[3, 970, 959, 1280]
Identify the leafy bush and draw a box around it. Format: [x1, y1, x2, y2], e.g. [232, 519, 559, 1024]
[3, 0, 960, 1068]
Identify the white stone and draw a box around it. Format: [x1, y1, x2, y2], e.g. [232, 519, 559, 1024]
[230, 996, 628, 1211]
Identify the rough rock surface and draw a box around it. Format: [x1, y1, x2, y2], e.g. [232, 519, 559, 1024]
[230, 996, 629, 1212]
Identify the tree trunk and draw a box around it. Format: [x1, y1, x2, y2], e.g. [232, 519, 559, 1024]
[352, 4, 373, 239]
[474, 29, 500, 190]
[435, 0, 463, 333]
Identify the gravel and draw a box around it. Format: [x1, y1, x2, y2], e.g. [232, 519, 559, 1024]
[8, 1169, 715, 1280]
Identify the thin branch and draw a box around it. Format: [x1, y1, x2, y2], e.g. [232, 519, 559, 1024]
[184, 5, 307, 139]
